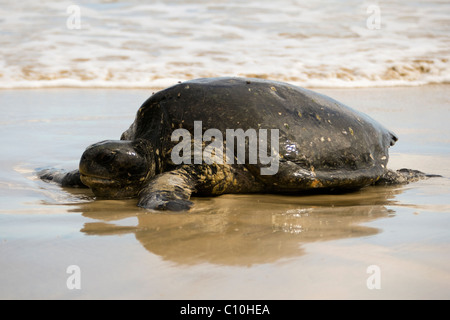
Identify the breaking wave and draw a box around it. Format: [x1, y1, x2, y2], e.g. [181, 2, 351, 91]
[1, 0, 449, 89]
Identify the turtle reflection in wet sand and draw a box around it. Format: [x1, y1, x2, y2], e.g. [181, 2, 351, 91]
[39, 77, 439, 210]
[79, 188, 401, 266]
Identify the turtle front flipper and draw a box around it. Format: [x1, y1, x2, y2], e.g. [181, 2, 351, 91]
[38, 169, 87, 188]
[138, 168, 196, 211]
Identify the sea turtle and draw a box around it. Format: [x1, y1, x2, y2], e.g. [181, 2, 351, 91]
[39, 77, 435, 210]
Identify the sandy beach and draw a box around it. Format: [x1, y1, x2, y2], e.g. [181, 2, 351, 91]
[0, 84, 449, 299]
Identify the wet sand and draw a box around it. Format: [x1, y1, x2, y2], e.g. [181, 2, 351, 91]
[0, 85, 449, 299]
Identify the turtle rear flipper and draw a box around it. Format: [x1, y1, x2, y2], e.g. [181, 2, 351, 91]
[375, 168, 442, 185]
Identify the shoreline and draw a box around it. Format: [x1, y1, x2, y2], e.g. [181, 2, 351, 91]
[0, 80, 449, 91]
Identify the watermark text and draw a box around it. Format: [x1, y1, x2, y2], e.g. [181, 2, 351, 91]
[171, 121, 280, 175]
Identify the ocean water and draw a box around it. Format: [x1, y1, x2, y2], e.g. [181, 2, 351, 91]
[1, 0, 449, 89]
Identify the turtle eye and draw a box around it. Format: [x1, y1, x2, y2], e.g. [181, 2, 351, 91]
[98, 151, 117, 164]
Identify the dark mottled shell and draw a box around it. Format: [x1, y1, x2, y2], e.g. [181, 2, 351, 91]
[121, 77, 396, 189]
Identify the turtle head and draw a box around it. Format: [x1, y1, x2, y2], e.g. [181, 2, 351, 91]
[79, 139, 156, 199]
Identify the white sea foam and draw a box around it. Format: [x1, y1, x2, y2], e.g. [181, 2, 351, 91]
[0, 0, 449, 89]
